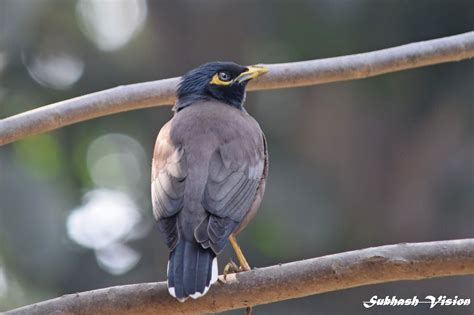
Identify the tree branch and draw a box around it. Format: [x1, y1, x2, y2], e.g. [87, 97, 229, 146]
[6, 239, 474, 315]
[1, 31, 474, 146]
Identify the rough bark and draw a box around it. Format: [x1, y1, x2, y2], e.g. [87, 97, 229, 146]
[1, 31, 474, 145]
[6, 239, 474, 315]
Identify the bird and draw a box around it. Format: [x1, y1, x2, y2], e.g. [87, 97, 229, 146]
[151, 61, 269, 302]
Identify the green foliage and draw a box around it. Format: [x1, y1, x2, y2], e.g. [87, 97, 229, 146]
[14, 134, 64, 179]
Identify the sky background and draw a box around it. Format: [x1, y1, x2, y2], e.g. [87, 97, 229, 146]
[0, 0, 473, 314]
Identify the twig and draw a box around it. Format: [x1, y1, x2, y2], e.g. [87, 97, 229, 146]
[6, 239, 474, 315]
[1, 31, 473, 146]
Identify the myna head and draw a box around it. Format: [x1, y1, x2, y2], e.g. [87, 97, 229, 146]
[174, 61, 268, 112]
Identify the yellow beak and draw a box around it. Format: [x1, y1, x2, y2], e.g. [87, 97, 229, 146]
[235, 65, 269, 83]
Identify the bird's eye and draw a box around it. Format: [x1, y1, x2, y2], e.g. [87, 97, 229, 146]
[218, 72, 231, 81]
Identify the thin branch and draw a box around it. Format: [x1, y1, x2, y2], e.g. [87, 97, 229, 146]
[6, 239, 474, 315]
[1, 31, 474, 146]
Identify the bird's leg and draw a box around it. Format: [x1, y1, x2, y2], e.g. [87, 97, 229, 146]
[228, 235, 254, 315]
[229, 234, 251, 271]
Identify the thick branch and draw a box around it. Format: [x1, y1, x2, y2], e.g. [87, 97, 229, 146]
[1, 31, 474, 145]
[6, 239, 474, 315]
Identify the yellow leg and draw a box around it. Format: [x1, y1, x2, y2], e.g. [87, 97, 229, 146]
[229, 234, 253, 314]
[229, 234, 251, 271]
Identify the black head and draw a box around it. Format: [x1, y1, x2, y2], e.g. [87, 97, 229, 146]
[174, 61, 268, 112]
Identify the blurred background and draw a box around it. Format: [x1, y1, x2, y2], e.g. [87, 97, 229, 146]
[0, 0, 473, 314]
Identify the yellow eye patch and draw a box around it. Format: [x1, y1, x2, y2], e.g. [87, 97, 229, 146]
[210, 74, 233, 86]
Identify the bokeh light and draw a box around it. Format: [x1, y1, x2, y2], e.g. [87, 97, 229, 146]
[95, 243, 140, 275]
[86, 133, 147, 192]
[76, 0, 148, 52]
[67, 189, 141, 250]
[67, 188, 145, 275]
[23, 52, 84, 90]
[67, 133, 149, 275]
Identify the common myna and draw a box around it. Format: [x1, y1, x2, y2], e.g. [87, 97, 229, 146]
[152, 61, 269, 301]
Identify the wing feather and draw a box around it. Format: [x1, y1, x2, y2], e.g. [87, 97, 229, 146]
[152, 145, 187, 219]
[202, 144, 264, 221]
[197, 134, 265, 254]
[152, 122, 187, 251]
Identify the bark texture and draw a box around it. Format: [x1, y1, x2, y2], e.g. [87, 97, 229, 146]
[6, 239, 474, 315]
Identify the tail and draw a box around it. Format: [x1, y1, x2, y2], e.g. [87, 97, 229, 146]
[167, 241, 218, 302]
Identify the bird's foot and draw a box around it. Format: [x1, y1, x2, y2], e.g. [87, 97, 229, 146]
[222, 260, 240, 281]
[222, 260, 254, 315]
[221, 259, 251, 282]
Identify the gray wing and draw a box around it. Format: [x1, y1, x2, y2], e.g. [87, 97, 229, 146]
[152, 145, 187, 219]
[195, 136, 265, 254]
[151, 122, 187, 250]
[203, 142, 264, 221]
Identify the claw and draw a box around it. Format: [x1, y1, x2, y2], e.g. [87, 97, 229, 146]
[222, 260, 240, 281]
